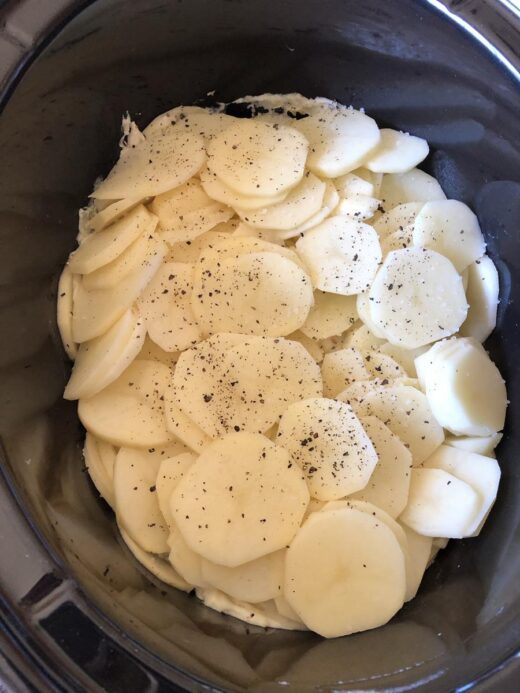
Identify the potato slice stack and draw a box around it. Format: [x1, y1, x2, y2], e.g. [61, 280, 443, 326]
[57, 96, 507, 638]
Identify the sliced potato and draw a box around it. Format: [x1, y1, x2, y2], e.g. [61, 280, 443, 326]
[364, 351, 407, 380]
[287, 330, 325, 363]
[172, 432, 309, 566]
[231, 222, 284, 245]
[144, 105, 235, 140]
[379, 169, 446, 211]
[83, 432, 115, 507]
[356, 292, 387, 339]
[199, 166, 289, 210]
[57, 265, 78, 359]
[459, 255, 499, 342]
[163, 397, 211, 452]
[167, 523, 206, 587]
[400, 525, 432, 601]
[166, 226, 234, 263]
[378, 342, 427, 377]
[156, 452, 196, 527]
[368, 248, 468, 348]
[87, 197, 143, 234]
[280, 183, 340, 239]
[366, 129, 429, 174]
[321, 348, 370, 397]
[335, 195, 380, 221]
[380, 225, 413, 256]
[445, 432, 502, 457]
[300, 290, 358, 340]
[296, 216, 381, 295]
[83, 230, 151, 291]
[343, 323, 386, 353]
[373, 202, 424, 238]
[138, 335, 179, 369]
[64, 307, 146, 400]
[207, 119, 308, 197]
[334, 171, 375, 197]
[411, 200, 486, 272]
[78, 359, 175, 447]
[276, 398, 378, 500]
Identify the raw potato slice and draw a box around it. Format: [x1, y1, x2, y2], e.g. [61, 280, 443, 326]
[156, 452, 197, 526]
[150, 179, 234, 244]
[119, 526, 191, 591]
[275, 594, 305, 624]
[232, 222, 284, 245]
[196, 234, 306, 269]
[343, 323, 386, 353]
[207, 119, 308, 197]
[236, 173, 326, 230]
[378, 342, 427, 378]
[287, 331, 325, 363]
[164, 397, 211, 452]
[114, 447, 169, 553]
[294, 105, 380, 177]
[57, 265, 78, 359]
[423, 445, 501, 536]
[91, 129, 206, 200]
[379, 169, 446, 210]
[355, 167, 383, 197]
[87, 197, 143, 234]
[172, 433, 309, 566]
[276, 398, 378, 500]
[280, 183, 340, 240]
[138, 335, 179, 369]
[445, 432, 502, 457]
[364, 351, 407, 380]
[321, 348, 370, 397]
[144, 105, 235, 140]
[284, 507, 406, 637]
[296, 217, 381, 295]
[72, 234, 167, 343]
[64, 307, 146, 400]
[138, 262, 202, 352]
[83, 433, 115, 507]
[78, 360, 175, 448]
[353, 385, 444, 465]
[401, 525, 432, 601]
[366, 129, 429, 174]
[166, 227, 234, 263]
[373, 202, 424, 238]
[83, 230, 151, 291]
[400, 468, 480, 538]
[97, 438, 117, 482]
[459, 256, 499, 342]
[411, 200, 486, 272]
[68, 205, 157, 275]
[192, 251, 313, 337]
[380, 225, 413, 256]
[356, 292, 386, 339]
[335, 195, 380, 221]
[349, 416, 412, 518]
[368, 248, 468, 348]
[167, 524, 206, 587]
[200, 550, 285, 603]
[415, 337, 506, 436]
[334, 171, 375, 198]
[199, 166, 289, 211]
[300, 291, 358, 340]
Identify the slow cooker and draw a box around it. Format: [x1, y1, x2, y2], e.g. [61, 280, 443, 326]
[0, 0, 519, 690]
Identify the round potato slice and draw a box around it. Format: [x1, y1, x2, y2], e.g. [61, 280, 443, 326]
[276, 398, 378, 500]
[83, 432, 115, 507]
[335, 194, 380, 221]
[343, 323, 386, 353]
[64, 307, 146, 400]
[207, 119, 308, 197]
[138, 335, 179, 369]
[321, 348, 370, 397]
[411, 200, 486, 272]
[356, 292, 386, 339]
[138, 261, 202, 352]
[166, 226, 234, 263]
[379, 169, 446, 211]
[236, 173, 326, 231]
[300, 290, 358, 340]
[296, 216, 381, 295]
[200, 166, 289, 210]
[164, 397, 212, 452]
[279, 183, 340, 240]
[459, 255, 499, 342]
[91, 129, 206, 200]
[168, 524, 206, 587]
[284, 507, 406, 637]
[287, 330, 324, 363]
[68, 205, 157, 275]
[87, 197, 143, 234]
[114, 447, 169, 554]
[349, 416, 412, 518]
[82, 230, 151, 291]
[172, 432, 310, 566]
[368, 248, 468, 348]
[57, 265, 78, 359]
[373, 202, 424, 239]
[200, 550, 285, 604]
[144, 105, 235, 139]
[78, 359, 176, 447]
[191, 251, 313, 337]
[400, 525, 432, 601]
[445, 432, 502, 457]
[334, 171, 375, 198]
[366, 129, 429, 174]
[156, 452, 197, 527]
[363, 351, 407, 380]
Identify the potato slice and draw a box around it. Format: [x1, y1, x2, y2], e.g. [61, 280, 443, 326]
[411, 200, 486, 272]
[400, 525, 432, 601]
[284, 507, 406, 637]
[287, 330, 324, 363]
[164, 396, 211, 452]
[144, 105, 234, 140]
[349, 416, 412, 518]
[380, 225, 413, 256]
[68, 205, 157, 275]
[294, 104, 380, 177]
[231, 222, 284, 245]
[445, 432, 502, 457]
[72, 234, 167, 343]
[191, 251, 313, 336]
[201, 550, 285, 603]
[207, 119, 308, 197]
[114, 447, 169, 553]
[352, 384, 444, 465]
[196, 234, 306, 268]
[96, 437, 117, 483]
[378, 342, 427, 377]
[373, 202, 424, 238]
[172, 432, 309, 566]
[296, 217, 381, 295]
[167, 524, 206, 587]
[279, 183, 340, 240]
[335, 195, 380, 221]
[368, 248, 468, 348]
[400, 468, 480, 538]
[356, 292, 386, 339]
[172, 335, 322, 438]
[379, 169, 446, 211]
[166, 226, 234, 263]
[343, 323, 386, 353]
[199, 166, 289, 210]
[83, 432, 115, 507]
[150, 179, 234, 244]
[78, 359, 175, 447]
[321, 348, 370, 397]
[364, 351, 407, 380]
[366, 129, 429, 174]
[87, 197, 143, 234]
[156, 452, 197, 527]
[82, 230, 151, 291]
[64, 307, 146, 400]
[57, 265, 78, 359]
[423, 445, 500, 536]
[459, 255, 499, 342]
[334, 171, 375, 197]
[415, 337, 506, 436]
[91, 129, 206, 200]
[300, 291, 358, 340]
[276, 398, 378, 500]
[138, 261, 202, 351]
[138, 335, 179, 369]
